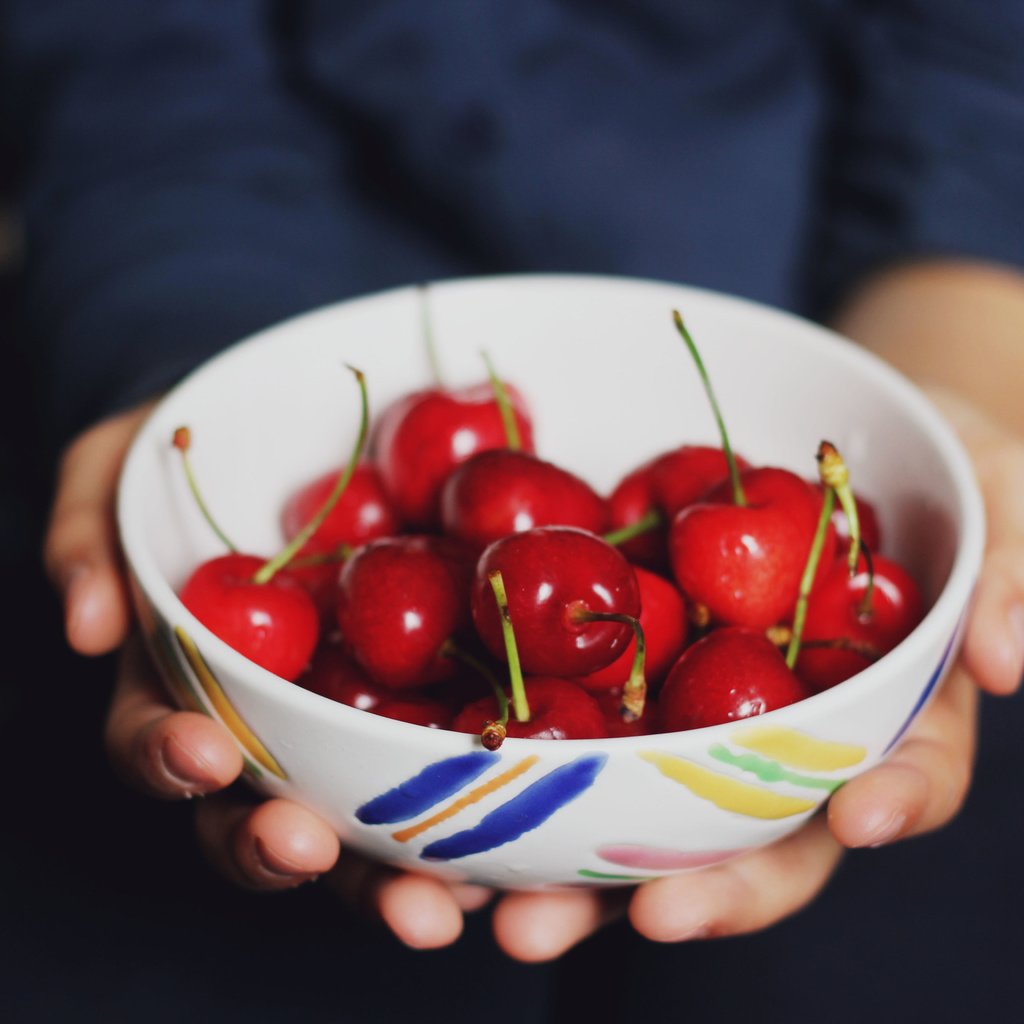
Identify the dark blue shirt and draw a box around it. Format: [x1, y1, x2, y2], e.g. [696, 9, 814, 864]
[5, 1, 1023, 442]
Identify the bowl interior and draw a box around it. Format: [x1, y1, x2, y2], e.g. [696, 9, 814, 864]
[123, 275, 971, 619]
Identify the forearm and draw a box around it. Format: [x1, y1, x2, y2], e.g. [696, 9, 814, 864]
[831, 260, 1024, 437]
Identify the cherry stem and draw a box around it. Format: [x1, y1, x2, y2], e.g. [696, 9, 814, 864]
[442, 640, 510, 750]
[785, 483, 835, 669]
[800, 636, 882, 661]
[419, 283, 444, 388]
[857, 540, 877, 620]
[172, 427, 238, 553]
[487, 570, 531, 723]
[818, 440, 860, 576]
[288, 543, 354, 570]
[572, 608, 647, 721]
[253, 366, 369, 586]
[672, 310, 746, 507]
[602, 509, 663, 547]
[481, 350, 522, 451]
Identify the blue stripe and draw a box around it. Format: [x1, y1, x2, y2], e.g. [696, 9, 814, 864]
[355, 751, 500, 825]
[420, 754, 607, 861]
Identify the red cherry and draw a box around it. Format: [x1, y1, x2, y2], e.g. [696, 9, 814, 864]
[669, 467, 836, 629]
[452, 678, 607, 740]
[373, 383, 535, 528]
[657, 626, 811, 732]
[472, 527, 641, 677]
[374, 697, 454, 729]
[282, 460, 402, 554]
[298, 640, 387, 709]
[440, 449, 608, 552]
[281, 461, 402, 618]
[606, 466, 664, 566]
[608, 446, 749, 567]
[337, 535, 474, 689]
[179, 553, 319, 681]
[795, 553, 924, 692]
[574, 567, 688, 691]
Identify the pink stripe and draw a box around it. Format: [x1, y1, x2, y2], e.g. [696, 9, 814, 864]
[597, 844, 746, 870]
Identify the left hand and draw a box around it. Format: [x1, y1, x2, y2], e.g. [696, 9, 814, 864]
[486, 388, 1024, 960]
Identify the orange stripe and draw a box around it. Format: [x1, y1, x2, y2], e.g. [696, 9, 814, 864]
[392, 755, 540, 843]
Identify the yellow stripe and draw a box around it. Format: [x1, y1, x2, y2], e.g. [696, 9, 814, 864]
[729, 725, 866, 771]
[392, 755, 540, 843]
[639, 751, 818, 819]
[175, 627, 288, 780]
[149, 626, 207, 715]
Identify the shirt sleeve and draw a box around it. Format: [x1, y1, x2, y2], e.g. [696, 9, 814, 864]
[808, 0, 1024, 314]
[5, 1, 361, 444]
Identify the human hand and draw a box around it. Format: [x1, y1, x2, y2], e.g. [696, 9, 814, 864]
[43, 403, 493, 947]
[486, 387, 1022, 959]
[593, 387, 1023, 953]
[924, 387, 1024, 699]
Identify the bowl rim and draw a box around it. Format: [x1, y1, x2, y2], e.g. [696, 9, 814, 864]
[117, 272, 986, 752]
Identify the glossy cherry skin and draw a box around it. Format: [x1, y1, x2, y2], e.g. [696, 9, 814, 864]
[795, 553, 924, 692]
[373, 383, 535, 528]
[669, 467, 836, 629]
[282, 460, 402, 553]
[298, 639, 387, 710]
[337, 536, 474, 689]
[452, 677, 607, 740]
[574, 567, 688, 691]
[657, 626, 811, 732]
[441, 449, 608, 552]
[608, 446, 749, 568]
[179, 553, 319, 681]
[472, 526, 641, 677]
[282, 461, 402, 620]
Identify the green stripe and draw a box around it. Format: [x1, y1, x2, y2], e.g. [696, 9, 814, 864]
[709, 744, 843, 793]
[578, 869, 654, 882]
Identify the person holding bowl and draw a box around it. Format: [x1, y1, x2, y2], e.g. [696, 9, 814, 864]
[10, 0, 1023, 983]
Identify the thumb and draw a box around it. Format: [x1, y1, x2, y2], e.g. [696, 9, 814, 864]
[43, 402, 154, 654]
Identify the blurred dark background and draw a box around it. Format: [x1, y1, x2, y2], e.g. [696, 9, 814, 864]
[2, 137, 1023, 1024]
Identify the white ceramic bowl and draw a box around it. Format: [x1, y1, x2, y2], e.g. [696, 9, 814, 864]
[118, 274, 984, 889]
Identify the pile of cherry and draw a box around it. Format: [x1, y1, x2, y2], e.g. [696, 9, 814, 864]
[175, 310, 924, 747]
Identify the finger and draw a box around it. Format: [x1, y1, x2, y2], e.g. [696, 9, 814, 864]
[104, 637, 243, 798]
[962, 544, 1024, 696]
[492, 888, 628, 962]
[929, 394, 1024, 696]
[44, 404, 153, 655]
[628, 814, 841, 942]
[196, 794, 340, 891]
[828, 662, 977, 847]
[325, 854, 466, 949]
[449, 884, 495, 913]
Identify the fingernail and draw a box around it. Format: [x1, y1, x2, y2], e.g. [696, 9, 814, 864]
[159, 734, 216, 793]
[862, 810, 907, 848]
[254, 837, 317, 883]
